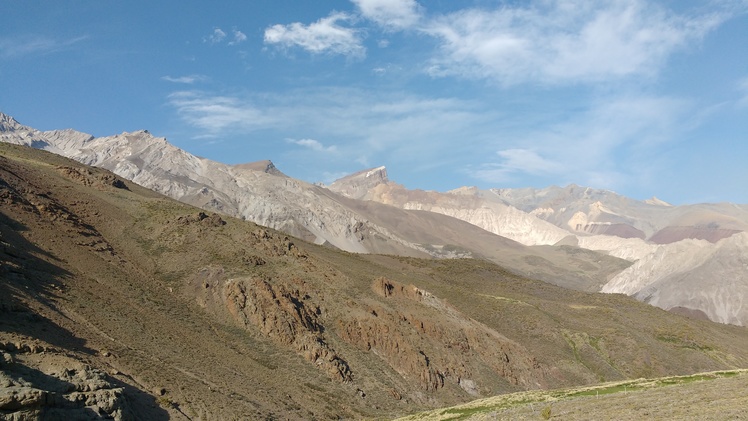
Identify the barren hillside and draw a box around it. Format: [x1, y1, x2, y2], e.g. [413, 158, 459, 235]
[3, 143, 748, 419]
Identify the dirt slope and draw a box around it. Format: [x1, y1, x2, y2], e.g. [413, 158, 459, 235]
[3, 143, 748, 420]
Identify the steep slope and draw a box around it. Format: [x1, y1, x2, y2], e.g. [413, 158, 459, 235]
[3, 112, 748, 327]
[330, 167, 748, 326]
[0, 114, 429, 255]
[324, 189, 629, 291]
[0, 112, 623, 291]
[329, 169, 571, 247]
[602, 233, 748, 325]
[4, 143, 748, 419]
[490, 184, 748, 243]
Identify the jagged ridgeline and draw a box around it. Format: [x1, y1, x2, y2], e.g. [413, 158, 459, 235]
[3, 142, 748, 419]
[3, 111, 748, 326]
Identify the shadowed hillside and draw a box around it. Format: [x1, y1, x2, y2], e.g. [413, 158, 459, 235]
[2, 142, 748, 419]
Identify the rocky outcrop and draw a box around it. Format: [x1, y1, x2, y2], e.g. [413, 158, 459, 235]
[232, 160, 286, 177]
[602, 233, 748, 325]
[216, 272, 352, 382]
[0, 117, 404, 254]
[339, 278, 546, 392]
[176, 211, 226, 227]
[327, 166, 389, 200]
[0, 158, 117, 259]
[57, 166, 129, 190]
[0, 342, 133, 420]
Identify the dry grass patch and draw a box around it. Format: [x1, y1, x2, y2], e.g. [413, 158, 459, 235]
[396, 369, 748, 420]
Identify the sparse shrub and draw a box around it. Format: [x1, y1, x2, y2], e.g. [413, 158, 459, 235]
[541, 404, 552, 419]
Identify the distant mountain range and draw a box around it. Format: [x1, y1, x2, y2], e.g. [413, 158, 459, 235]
[2, 111, 747, 325]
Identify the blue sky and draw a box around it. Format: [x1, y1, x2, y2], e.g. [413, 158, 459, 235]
[1, 0, 747, 205]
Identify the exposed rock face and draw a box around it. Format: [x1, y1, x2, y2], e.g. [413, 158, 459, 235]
[57, 166, 129, 190]
[225, 277, 353, 382]
[0, 342, 133, 420]
[337, 278, 546, 392]
[328, 166, 389, 199]
[327, 177, 572, 247]
[3, 112, 748, 329]
[0, 116, 436, 256]
[5, 141, 748, 419]
[232, 160, 286, 177]
[602, 233, 748, 325]
[490, 184, 748, 242]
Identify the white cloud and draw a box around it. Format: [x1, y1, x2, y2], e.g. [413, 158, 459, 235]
[167, 91, 277, 135]
[166, 87, 489, 167]
[424, 1, 727, 85]
[229, 29, 247, 45]
[471, 149, 564, 184]
[161, 74, 209, 84]
[204, 28, 227, 44]
[468, 94, 691, 188]
[352, 0, 422, 30]
[264, 12, 365, 57]
[288, 138, 338, 153]
[497, 148, 563, 174]
[203, 27, 246, 46]
[0, 35, 88, 59]
[167, 85, 697, 195]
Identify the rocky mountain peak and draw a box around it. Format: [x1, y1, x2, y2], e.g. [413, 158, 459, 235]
[644, 196, 672, 207]
[328, 166, 389, 199]
[0, 112, 26, 132]
[447, 186, 479, 196]
[233, 160, 286, 177]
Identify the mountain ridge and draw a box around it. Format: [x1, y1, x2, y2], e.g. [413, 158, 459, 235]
[0, 111, 629, 292]
[4, 141, 748, 419]
[2, 111, 748, 327]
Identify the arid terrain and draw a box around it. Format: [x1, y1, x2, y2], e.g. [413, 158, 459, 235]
[3, 111, 748, 327]
[3, 141, 748, 419]
[397, 369, 748, 420]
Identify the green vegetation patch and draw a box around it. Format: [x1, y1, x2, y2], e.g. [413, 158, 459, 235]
[395, 369, 748, 421]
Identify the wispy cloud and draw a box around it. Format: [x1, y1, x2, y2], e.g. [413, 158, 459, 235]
[167, 87, 489, 163]
[203, 27, 247, 46]
[471, 149, 565, 184]
[167, 91, 278, 136]
[468, 94, 691, 188]
[264, 12, 365, 57]
[229, 29, 247, 45]
[0, 35, 88, 59]
[352, 0, 423, 30]
[260, 1, 738, 86]
[287, 138, 338, 153]
[204, 28, 227, 44]
[161, 74, 209, 84]
[424, 1, 728, 85]
[167, 85, 710, 196]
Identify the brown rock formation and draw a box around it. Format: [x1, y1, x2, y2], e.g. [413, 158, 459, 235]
[224, 277, 352, 382]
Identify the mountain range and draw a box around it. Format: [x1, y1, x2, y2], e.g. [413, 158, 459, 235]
[2, 112, 747, 326]
[4, 134, 748, 419]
